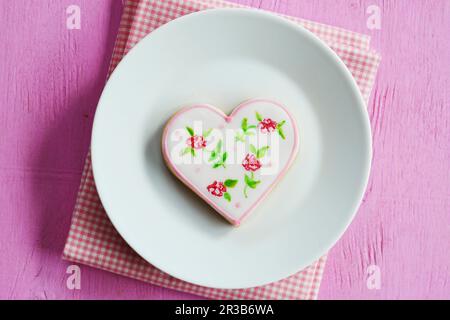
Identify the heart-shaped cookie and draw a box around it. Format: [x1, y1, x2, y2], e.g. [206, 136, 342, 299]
[162, 99, 299, 226]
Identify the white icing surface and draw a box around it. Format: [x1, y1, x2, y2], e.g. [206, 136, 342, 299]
[163, 100, 299, 224]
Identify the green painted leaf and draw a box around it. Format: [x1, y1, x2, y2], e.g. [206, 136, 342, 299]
[278, 120, 286, 127]
[247, 125, 257, 130]
[222, 152, 228, 162]
[248, 180, 261, 189]
[278, 127, 286, 140]
[224, 179, 238, 188]
[213, 163, 222, 169]
[256, 112, 263, 122]
[256, 146, 270, 159]
[244, 172, 260, 189]
[241, 118, 248, 131]
[244, 174, 250, 185]
[203, 128, 213, 137]
[215, 140, 222, 153]
[190, 148, 196, 156]
[181, 147, 191, 156]
[209, 151, 218, 161]
[235, 133, 245, 142]
[224, 192, 231, 202]
[186, 126, 194, 136]
[244, 174, 252, 187]
[250, 144, 257, 154]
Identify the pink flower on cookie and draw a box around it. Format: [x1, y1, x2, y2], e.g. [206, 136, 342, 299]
[186, 135, 206, 149]
[207, 181, 227, 197]
[241, 144, 269, 198]
[242, 154, 262, 172]
[182, 126, 212, 157]
[207, 179, 238, 202]
[258, 118, 277, 133]
[255, 112, 286, 140]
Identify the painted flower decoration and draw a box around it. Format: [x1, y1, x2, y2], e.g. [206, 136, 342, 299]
[255, 112, 286, 140]
[207, 181, 227, 197]
[242, 153, 262, 172]
[182, 126, 212, 156]
[241, 144, 269, 197]
[186, 135, 206, 149]
[207, 179, 238, 202]
[259, 118, 277, 133]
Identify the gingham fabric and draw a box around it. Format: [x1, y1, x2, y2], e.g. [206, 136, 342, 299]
[63, 0, 380, 300]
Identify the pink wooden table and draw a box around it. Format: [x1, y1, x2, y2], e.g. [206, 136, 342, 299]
[0, 0, 449, 300]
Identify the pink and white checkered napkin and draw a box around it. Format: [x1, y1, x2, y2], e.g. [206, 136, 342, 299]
[63, 0, 380, 300]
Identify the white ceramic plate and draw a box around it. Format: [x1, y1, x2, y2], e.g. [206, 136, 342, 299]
[92, 9, 371, 289]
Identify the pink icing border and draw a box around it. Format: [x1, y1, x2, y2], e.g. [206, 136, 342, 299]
[161, 98, 300, 226]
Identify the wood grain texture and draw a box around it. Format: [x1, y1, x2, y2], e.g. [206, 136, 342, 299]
[0, 0, 449, 299]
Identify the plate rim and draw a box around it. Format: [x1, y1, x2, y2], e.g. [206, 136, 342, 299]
[91, 8, 372, 289]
